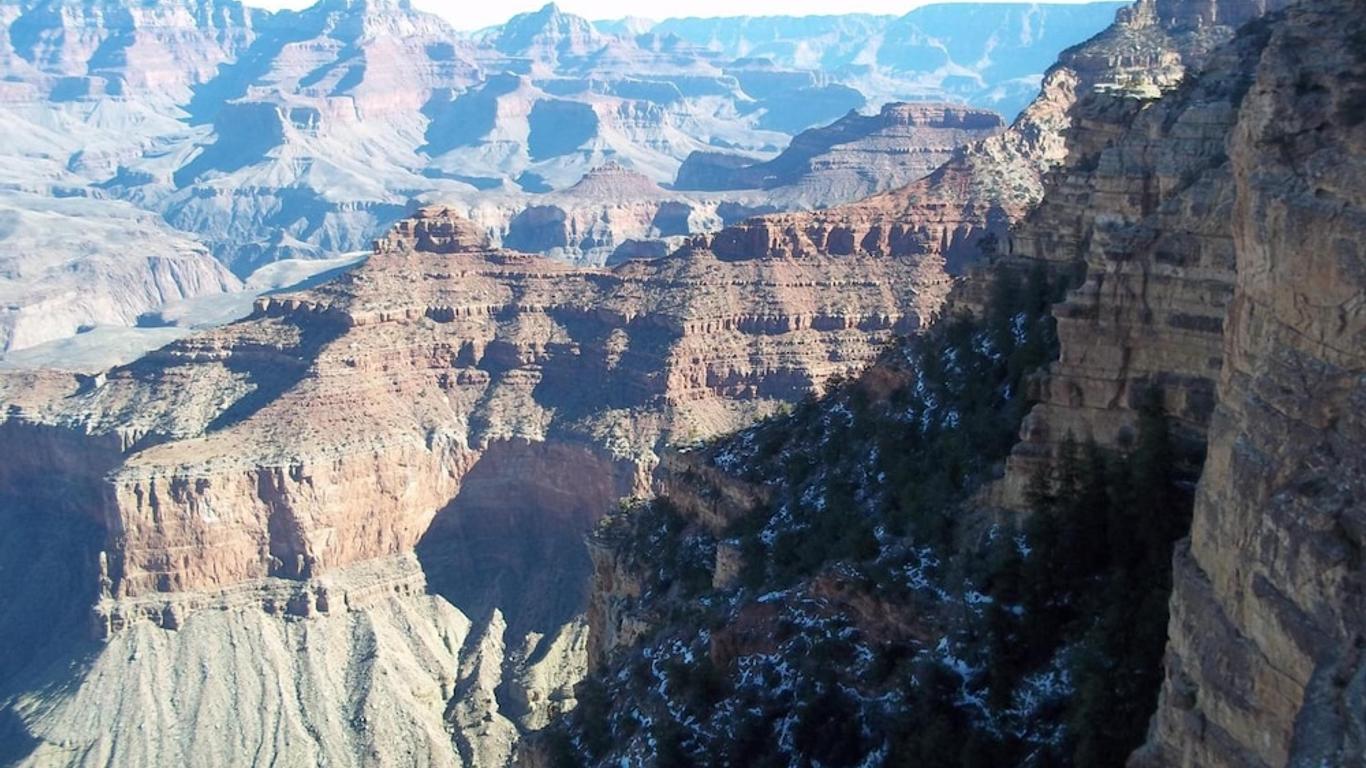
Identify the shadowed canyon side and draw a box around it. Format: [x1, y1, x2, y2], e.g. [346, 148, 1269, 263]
[1135, 1, 1366, 763]
[0, 0, 1359, 766]
[0, 205, 951, 765]
[527, 0, 1366, 766]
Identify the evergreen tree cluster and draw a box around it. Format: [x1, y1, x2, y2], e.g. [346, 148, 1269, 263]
[546, 265, 1196, 768]
[891, 390, 1194, 766]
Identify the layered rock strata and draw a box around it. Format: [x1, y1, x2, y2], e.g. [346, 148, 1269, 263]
[1135, 1, 1366, 764]
[674, 102, 1006, 206]
[0, 205, 945, 604]
[994, 0, 1292, 503]
[0, 204, 951, 763]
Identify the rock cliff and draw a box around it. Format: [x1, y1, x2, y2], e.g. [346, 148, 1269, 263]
[1135, 1, 1366, 764]
[994, 0, 1292, 503]
[3, 204, 945, 602]
[535, 0, 1366, 766]
[967, 0, 1365, 762]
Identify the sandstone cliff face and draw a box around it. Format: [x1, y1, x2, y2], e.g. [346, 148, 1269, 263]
[994, 0, 1291, 504]
[22, 207, 940, 602]
[1135, 2, 1366, 764]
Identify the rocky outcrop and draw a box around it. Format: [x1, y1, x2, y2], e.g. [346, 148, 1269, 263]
[584, 515, 652, 671]
[1134, 1, 1366, 764]
[41, 205, 946, 601]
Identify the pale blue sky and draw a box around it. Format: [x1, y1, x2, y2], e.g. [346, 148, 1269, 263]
[242, 0, 1098, 32]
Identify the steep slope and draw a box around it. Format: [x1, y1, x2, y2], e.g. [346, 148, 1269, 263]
[529, 0, 1363, 766]
[0, 205, 952, 765]
[526, 253, 1206, 766]
[1135, 2, 1366, 764]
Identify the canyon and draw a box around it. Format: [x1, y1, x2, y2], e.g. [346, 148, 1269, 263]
[528, 0, 1366, 765]
[0, 197, 952, 764]
[0, 0, 1360, 765]
[0, 0, 1120, 361]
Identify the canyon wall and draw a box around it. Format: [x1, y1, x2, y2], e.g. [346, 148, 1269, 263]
[1136, 1, 1366, 764]
[545, 1, 1365, 766]
[982, 0, 1363, 763]
[995, 0, 1290, 502]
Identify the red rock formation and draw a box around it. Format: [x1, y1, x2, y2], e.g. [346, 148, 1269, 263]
[0, 205, 950, 616]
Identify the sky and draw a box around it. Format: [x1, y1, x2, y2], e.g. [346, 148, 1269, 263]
[243, 0, 1097, 32]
